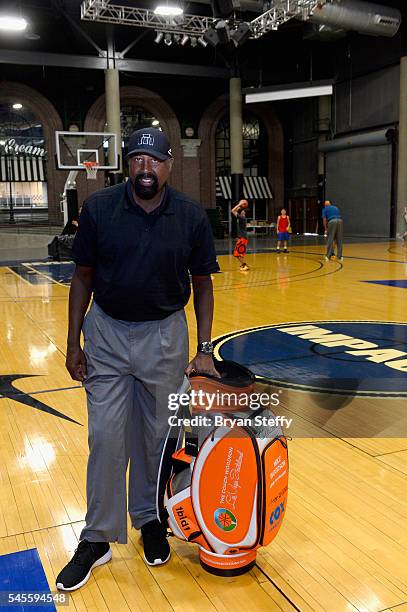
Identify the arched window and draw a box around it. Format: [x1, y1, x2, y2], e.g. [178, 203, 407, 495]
[0, 105, 45, 149]
[216, 113, 271, 224]
[215, 113, 268, 176]
[0, 104, 47, 221]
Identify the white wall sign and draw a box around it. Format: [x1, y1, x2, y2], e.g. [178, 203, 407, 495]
[1, 138, 47, 157]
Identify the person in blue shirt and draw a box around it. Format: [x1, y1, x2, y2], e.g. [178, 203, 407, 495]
[322, 200, 343, 261]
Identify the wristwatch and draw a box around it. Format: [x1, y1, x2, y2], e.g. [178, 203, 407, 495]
[197, 341, 214, 355]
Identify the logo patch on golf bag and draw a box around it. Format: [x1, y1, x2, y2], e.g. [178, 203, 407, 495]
[214, 508, 237, 532]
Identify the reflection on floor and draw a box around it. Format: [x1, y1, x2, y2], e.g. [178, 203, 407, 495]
[9, 262, 75, 286]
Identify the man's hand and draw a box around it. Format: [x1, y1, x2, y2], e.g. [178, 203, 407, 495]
[66, 345, 88, 381]
[185, 353, 220, 378]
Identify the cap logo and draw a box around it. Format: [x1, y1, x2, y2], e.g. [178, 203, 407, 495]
[138, 134, 154, 146]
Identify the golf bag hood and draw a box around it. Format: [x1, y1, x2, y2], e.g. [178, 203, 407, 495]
[189, 359, 256, 412]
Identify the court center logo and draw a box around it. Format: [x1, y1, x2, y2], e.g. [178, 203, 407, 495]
[214, 321, 407, 397]
[214, 508, 237, 532]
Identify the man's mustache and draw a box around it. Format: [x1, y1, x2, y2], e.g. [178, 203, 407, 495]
[135, 172, 157, 181]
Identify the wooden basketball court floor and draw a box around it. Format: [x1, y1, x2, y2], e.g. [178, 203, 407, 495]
[0, 240, 407, 612]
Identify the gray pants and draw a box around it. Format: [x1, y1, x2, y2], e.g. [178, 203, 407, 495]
[79, 301, 188, 544]
[326, 218, 343, 259]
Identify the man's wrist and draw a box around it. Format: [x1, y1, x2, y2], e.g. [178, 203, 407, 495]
[67, 340, 81, 350]
[197, 341, 214, 355]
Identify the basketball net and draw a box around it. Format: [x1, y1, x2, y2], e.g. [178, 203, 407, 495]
[82, 161, 99, 180]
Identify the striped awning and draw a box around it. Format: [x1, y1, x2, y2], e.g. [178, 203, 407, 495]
[216, 176, 273, 200]
[0, 156, 47, 182]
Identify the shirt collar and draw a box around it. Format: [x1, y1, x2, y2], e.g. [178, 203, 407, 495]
[124, 180, 174, 215]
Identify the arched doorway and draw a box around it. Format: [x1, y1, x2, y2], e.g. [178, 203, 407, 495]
[0, 82, 64, 225]
[199, 95, 284, 218]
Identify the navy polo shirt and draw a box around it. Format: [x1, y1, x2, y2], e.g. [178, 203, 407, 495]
[72, 181, 220, 322]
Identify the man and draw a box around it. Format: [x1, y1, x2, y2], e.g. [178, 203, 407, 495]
[322, 199, 343, 261]
[56, 127, 220, 591]
[231, 199, 249, 271]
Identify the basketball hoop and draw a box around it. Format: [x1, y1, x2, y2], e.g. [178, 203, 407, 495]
[82, 161, 99, 180]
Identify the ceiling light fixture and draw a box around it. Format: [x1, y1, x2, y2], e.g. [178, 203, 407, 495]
[0, 15, 28, 31]
[154, 5, 183, 17]
[244, 82, 333, 103]
[12, 103, 23, 110]
[152, 119, 160, 126]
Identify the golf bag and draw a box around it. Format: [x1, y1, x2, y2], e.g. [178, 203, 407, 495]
[162, 361, 289, 576]
[47, 235, 75, 261]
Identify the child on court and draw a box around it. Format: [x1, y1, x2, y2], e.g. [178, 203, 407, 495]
[231, 199, 250, 271]
[276, 209, 291, 254]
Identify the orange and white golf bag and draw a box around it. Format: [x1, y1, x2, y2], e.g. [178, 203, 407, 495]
[162, 360, 289, 576]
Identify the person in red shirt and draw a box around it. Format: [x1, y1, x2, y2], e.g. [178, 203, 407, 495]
[276, 209, 291, 254]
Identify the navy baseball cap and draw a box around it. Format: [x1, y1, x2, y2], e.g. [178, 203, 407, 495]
[127, 127, 173, 161]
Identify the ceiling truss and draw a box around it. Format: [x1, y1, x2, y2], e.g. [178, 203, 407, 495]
[80, 0, 325, 39]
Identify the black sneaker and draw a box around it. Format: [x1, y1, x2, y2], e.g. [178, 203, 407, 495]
[56, 540, 111, 591]
[141, 519, 170, 566]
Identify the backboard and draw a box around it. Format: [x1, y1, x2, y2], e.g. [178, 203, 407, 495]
[55, 131, 119, 170]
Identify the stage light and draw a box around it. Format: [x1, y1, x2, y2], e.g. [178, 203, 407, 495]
[154, 31, 164, 43]
[154, 5, 183, 17]
[215, 20, 230, 44]
[164, 32, 172, 45]
[230, 22, 251, 46]
[152, 119, 160, 126]
[198, 36, 208, 47]
[190, 36, 197, 47]
[173, 34, 181, 44]
[0, 15, 27, 31]
[181, 34, 189, 45]
[12, 103, 23, 110]
[203, 27, 219, 46]
[203, 20, 230, 47]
